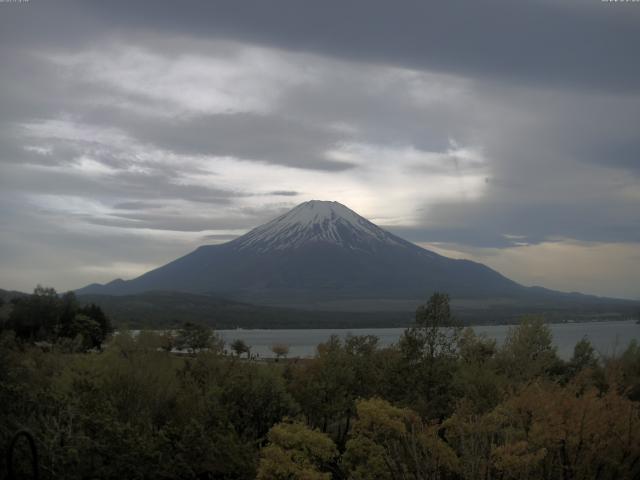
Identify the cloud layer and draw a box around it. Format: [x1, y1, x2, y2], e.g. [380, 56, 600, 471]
[0, 0, 638, 298]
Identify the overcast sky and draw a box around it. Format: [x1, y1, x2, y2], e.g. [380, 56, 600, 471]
[0, 0, 639, 299]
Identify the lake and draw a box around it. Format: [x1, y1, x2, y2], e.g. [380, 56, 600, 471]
[218, 320, 640, 359]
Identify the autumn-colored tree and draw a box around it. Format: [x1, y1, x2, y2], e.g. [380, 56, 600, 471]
[491, 441, 547, 480]
[491, 382, 640, 479]
[3, 289, 639, 480]
[444, 403, 503, 480]
[257, 421, 338, 480]
[343, 398, 459, 480]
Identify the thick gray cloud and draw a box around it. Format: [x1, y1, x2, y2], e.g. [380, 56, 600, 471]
[0, 0, 638, 298]
[88, 110, 354, 171]
[4, 1, 638, 91]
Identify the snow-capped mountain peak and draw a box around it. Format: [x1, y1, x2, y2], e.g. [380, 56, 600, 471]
[232, 200, 409, 252]
[76, 199, 535, 304]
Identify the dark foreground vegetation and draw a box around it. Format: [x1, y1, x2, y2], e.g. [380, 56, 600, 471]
[1, 290, 640, 479]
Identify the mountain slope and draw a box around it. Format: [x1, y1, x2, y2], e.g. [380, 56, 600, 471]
[77, 200, 615, 309]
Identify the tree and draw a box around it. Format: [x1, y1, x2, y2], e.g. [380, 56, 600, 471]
[175, 322, 222, 354]
[134, 330, 167, 352]
[491, 382, 640, 479]
[158, 331, 176, 352]
[218, 363, 298, 442]
[343, 398, 459, 480]
[257, 421, 337, 480]
[53, 295, 112, 350]
[491, 441, 547, 480]
[7, 285, 60, 340]
[57, 291, 78, 337]
[408, 292, 461, 360]
[65, 301, 112, 350]
[77, 302, 112, 346]
[454, 328, 504, 413]
[231, 338, 251, 358]
[568, 336, 598, 377]
[271, 343, 290, 361]
[458, 328, 497, 365]
[444, 404, 504, 480]
[5, 287, 112, 350]
[393, 292, 461, 419]
[496, 316, 559, 382]
[288, 335, 356, 437]
[68, 314, 103, 350]
[613, 339, 640, 401]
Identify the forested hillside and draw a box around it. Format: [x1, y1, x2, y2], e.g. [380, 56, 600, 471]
[1, 293, 639, 479]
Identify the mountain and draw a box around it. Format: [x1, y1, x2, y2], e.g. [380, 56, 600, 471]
[76, 200, 625, 311]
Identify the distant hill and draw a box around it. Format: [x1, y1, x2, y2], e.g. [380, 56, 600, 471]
[0, 288, 28, 302]
[2, 286, 635, 330]
[76, 291, 412, 329]
[76, 290, 638, 329]
[77, 200, 634, 314]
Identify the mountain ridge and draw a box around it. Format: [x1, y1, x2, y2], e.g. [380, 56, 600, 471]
[76, 200, 624, 310]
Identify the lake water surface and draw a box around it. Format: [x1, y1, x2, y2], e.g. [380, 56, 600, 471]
[218, 320, 640, 359]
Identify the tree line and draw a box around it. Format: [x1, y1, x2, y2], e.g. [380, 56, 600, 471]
[2, 285, 112, 351]
[1, 292, 639, 479]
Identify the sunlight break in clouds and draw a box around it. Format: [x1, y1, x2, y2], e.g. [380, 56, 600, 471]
[19, 116, 489, 233]
[425, 241, 640, 301]
[16, 39, 490, 236]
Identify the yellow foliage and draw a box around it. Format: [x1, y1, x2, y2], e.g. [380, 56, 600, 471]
[491, 441, 547, 479]
[343, 398, 459, 480]
[257, 421, 337, 480]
